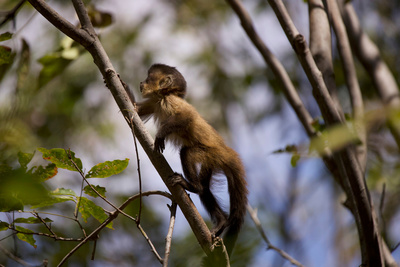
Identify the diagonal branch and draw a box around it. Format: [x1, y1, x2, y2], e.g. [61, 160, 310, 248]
[226, 0, 384, 266]
[326, 0, 366, 170]
[247, 205, 305, 267]
[266, 0, 383, 265]
[27, 0, 214, 260]
[339, 0, 400, 151]
[225, 0, 315, 138]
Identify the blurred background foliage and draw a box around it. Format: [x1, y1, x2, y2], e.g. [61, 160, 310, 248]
[0, 0, 399, 266]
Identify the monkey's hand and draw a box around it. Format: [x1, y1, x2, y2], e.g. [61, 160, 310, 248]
[154, 136, 165, 153]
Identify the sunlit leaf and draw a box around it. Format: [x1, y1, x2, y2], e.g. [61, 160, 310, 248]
[37, 148, 83, 171]
[78, 197, 113, 229]
[309, 123, 360, 155]
[14, 217, 53, 224]
[51, 188, 77, 196]
[15, 226, 37, 248]
[30, 188, 76, 208]
[86, 159, 129, 178]
[84, 185, 106, 198]
[31, 163, 58, 182]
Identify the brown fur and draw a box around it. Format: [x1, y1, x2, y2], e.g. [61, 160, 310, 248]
[137, 64, 248, 255]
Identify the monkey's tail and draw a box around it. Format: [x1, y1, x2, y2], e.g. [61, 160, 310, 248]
[223, 158, 248, 256]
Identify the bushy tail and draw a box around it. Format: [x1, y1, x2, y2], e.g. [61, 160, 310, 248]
[223, 157, 248, 256]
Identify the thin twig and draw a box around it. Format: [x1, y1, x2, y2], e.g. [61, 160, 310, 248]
[379, 183, 386, 233]
[130, 115, 143, 224]
[31, 211, 57, 237]
[137, 223, 163, 264]
[57, 190, 172, 266]
[247, 205, 305, 267]
[0, 242, 33, 267]
[0, 0, 26, 27]
[10, 227, 84, 241]
[163, 202, 177, 267]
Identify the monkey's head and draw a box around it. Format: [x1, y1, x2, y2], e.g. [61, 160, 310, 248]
[140, 64, 187, 99]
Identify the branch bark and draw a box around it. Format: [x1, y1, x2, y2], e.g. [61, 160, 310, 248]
[339, 0, 400, 151]
[326, 0, 366, 171]
[267, 0, 383, 265]
[226, 0, 384, 265]
[27, 0, 214, 260]
[308, 0, 342, 119]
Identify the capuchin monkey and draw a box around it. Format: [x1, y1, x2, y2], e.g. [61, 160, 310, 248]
[135, 63, 248, 256]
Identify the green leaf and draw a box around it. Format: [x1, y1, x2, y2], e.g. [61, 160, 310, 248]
[0, 45, 15, 82]
[86, 159, 129, 178]
[0, 169, 51, 210]
[84, 185, 106, 198]
[31, 163, 58, 182]
[0, 221, 9, 231]
[78, 197, 113, 229]
[272, 144, 298, 154]
[14, 217, 53, 224]
[0, 195, 24, 212]
[18, 152, 34, 169]
[51, 188, 77, 196]
[0, 45, 14, 65]
[16, 39, 31, 90]
[309, 123, 360, 155]
[30, 188, 76, 209]
[38, 148, 83, 171]
[0, 32, 13, 42]
[290, 153, 301, 167]
[15, 226, 36, 248]
[37, 53, 72, 88]
[88, 5, 113, 28]
[30, 197, 70, 209]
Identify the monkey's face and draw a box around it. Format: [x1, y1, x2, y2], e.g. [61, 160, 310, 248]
[140, 64, 187, 99]
[140, 72, 160, 97]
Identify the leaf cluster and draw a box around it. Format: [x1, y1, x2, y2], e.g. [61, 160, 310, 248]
[0, 148, 129, 248]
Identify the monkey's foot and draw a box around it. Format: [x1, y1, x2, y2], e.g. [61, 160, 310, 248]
[211, 222, 227, 238]
[169, 173, 184, 186]
[169, 173, 199, 193]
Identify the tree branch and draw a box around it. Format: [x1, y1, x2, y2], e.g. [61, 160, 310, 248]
[163, 202, 177, 267]
[247, 205, 305, 267]
[308, 0, 345, 122]
[27, 0, 214, 259]
[227, 0, 383, 265]
[339, 0, 400, 151]
[225, 0, 315, 138]
[326, 0, 366, 170]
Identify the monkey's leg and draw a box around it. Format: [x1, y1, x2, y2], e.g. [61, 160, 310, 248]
[180, 147, 228, 236]
[198, 167, 228, 237]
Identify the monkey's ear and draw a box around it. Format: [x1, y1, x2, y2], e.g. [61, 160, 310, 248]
[159, 75, 173, 89]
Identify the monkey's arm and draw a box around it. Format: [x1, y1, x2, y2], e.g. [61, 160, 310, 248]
[136, 100, 156, 120]
[154, 116, 191, 153]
